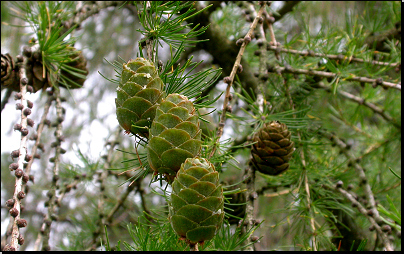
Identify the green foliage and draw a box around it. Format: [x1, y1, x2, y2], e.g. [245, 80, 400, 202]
[8, 2, 86, 89]
[136, 1, 210, 50]
[1, 1, 400, 252]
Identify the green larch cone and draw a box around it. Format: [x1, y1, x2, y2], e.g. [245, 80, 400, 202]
[147, 93, 202, 181]
[115, 57, 164, 138]
[169, 157, 224, 244]
[251, 121, 295, 175]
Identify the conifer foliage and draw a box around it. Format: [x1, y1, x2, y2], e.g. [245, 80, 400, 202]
[1, 1, 401, 251]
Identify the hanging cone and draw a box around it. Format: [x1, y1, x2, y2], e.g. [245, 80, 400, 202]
[146, 93, 202, 182]
[251, 121, 295, 175]
[169, 157, 224, 245]
[115, 57, 165, 138]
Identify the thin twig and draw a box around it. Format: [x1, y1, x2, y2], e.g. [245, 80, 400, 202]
[319, 129, 395, 251]
[24, 94, 53, 176]
[35, 87, 65, 251]
[209, 3, 266, 159]
[7, 54, 30, 251]
[330, 185, 394, 251]
[241, 3, 269, 251]
[266, 45, 401, 68]
[317, 82, 400, 129]
[89, 127, 121, 250]
[269, 63, 401, 91]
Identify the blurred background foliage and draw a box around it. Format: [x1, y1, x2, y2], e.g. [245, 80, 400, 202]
[1, 1, 401, 251]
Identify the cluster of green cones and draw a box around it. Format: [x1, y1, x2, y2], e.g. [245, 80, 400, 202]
[115, 58, 224, 245]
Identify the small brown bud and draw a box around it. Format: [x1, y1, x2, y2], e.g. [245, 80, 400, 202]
[226, 105, 233, 113]
[57, 116, 64, 123]
[34, 153, 41, 159]
[6, 199, 15, 208]
[53, 175, 60, 182]
[347, 184, 354, 190]
[369, 225, 375, 231]
[58, 135, 65, 142]
[251, 235, 260, 242]
[17, 191, 26, 200]
[27, 100, 34, 109]
[236, 38, 244, 46]
[15, 169, 23, 178]
[17, 219, 27, 228]
[22, 173, 29, 184]
[21, 77, 28, 85]
[336, 180, 343, 188]
[27, 85, 34, 93]
[11, 150, 20, 158]
[381, 225, 391, 233]
[60, 148, 66, 154]
[29, 175, 35, 183]
[20, 128, 29, 136]
[13, 123, 22, 131]
[237, 64, 243, 73]
[228, 93, 233, 101]
[223, 76, 232, 84]
[244, 35, 251, 44]
[14, 93, 22, 100]
[49, 157, 56, 162]
[37, 143, 45, 152]
[18, 234, 25, 245]
[25, 154, 32, 162]
[257, 16, 263, 23]
[267, 16, 275, 24]
[16, 103, 24, 110]
[367, 209, 374, 216]
[44, 119, 51, 126]
[30, 133, 38, 140]
[9, 163, 19, 171]
[27, 118, 35, 127]
[23, 108, 31, 116]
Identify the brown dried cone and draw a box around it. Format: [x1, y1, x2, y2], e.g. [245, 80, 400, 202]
[251, 121, 295, 175]
[26, 57, 51, 92]
[1, 53, 19, 91]
[59, 48, 88, 89]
